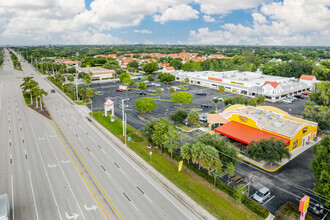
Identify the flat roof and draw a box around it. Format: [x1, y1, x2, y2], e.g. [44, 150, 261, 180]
[221, 106, 317, 138]
[214, 121, 290, 145]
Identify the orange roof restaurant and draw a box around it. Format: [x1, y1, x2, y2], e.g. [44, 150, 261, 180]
[208, 105, 318, 152]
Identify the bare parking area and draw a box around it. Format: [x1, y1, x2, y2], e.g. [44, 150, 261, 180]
[88, 80, 236, 129]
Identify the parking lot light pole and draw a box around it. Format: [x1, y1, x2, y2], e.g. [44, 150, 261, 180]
[122, 99, 125, 136]
[124, 113, 127, 146]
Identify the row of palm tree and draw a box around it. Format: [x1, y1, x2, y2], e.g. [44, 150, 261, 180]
[20, 76, 48, 110]
[181, 141, 235, 187]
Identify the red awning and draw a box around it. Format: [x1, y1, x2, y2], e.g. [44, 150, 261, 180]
[214, 121, 290, 145]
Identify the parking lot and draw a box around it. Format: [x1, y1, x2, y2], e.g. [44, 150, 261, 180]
[88, 80, 236, 129]
[87, 79, 324, 217]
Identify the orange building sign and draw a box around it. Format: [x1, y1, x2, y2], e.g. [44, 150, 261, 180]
[208, 77, 222, 82]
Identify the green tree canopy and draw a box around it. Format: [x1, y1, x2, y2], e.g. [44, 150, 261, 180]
[127, 60, 139, 69]
[158, 72, 175, 82]
[171, 91, 193, 106]
[143, 62, 158, 73]
[310, 82, 330, 106]
[246, 137, 291, 165]
[135, 97, 156, 114]
[169, 59, 182, 70]
[122, 78, 134, 85]
[119, 72, 130, 82]
[136, 82, 147, 90]
[187, 110, 199, 125]
[170, 109, 188, 124]
[311, 135, 330, 206]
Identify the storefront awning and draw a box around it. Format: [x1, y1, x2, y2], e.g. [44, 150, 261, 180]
[214, 121, 290, 145]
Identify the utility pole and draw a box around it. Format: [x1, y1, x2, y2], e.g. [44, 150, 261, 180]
[124, 113, 127, 146]
[247, 174, 254, 197]
[122, 99, 125, 136]
[75, 72, 79, 101]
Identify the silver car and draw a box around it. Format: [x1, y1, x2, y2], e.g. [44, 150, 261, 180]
[252, 187, 271, 203]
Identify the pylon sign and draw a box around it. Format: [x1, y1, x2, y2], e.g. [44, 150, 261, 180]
[104, 98, 114, 117]
[178, 161, 183, 172]
[299, 195, 310, 220]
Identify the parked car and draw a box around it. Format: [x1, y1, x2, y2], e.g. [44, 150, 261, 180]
[139, 91, 146, 95]
[199, 116, 207, 122]
[148, 89, 156, 93]
[116, 89, 123, 92]
[253, 187, 271, 203]
[302, 92, 311, 96]
[51, 89, 56, 93]
[200, 104, 212, 108]
[282, 97, 294, 103]
[196, 92, 207, 96]
[294, 94, 304, 99]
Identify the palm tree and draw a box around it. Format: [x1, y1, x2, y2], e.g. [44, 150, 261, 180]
[304, 101, 314, 111]
[211, 161, 224, 187]
[38, 88, 48, 110]
[169, 87, 175, 95]
[180, 143, 192, 163]
[156, 88, 163, 100]
[218, 85, 225, 94]
[86, 88, 93, 101]
[213, 98, 219, 113]
[20, 77, 37, 104]
[190, 144, 199, 165]
[32, 86, 40, 108]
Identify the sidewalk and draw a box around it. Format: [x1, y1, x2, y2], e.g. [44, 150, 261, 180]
[238, 137, 321, 172]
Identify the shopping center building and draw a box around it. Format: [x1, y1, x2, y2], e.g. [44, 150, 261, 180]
[209, 105, 318, 152]
[172, 70, 317, 101]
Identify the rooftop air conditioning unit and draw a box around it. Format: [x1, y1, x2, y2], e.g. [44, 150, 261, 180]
[273, 121, 283, 128]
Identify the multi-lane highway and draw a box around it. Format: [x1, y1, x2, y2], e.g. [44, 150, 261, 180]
[0, 49, 202, 219]
[0, 49, 107, 219]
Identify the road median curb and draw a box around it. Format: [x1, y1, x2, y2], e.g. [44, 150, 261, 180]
[86, 114, 216, 220]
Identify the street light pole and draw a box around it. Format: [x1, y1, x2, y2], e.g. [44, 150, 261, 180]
[124, 113, 127, 146]
[122, 99, 125, 136]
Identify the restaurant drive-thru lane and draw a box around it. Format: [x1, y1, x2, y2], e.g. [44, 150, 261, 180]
[15, 49, 201, 219]
[0, 49, 108, 220]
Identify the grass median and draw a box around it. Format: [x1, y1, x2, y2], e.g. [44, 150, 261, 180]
[92, 110, 262, 220]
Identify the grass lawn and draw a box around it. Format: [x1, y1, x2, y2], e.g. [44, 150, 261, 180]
[92, 111, 262, 220]
[176, 124, 196, 131]
[146, 93, 157, 96]
[175, 106, 203, 111]
[275, 202, 320, 220]
[95, 91, 102, 94]
[154, 98, 172, 102]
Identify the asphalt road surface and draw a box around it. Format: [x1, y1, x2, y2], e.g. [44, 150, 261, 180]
[0, 49, 105, 219]
[8, 50, 200, 219]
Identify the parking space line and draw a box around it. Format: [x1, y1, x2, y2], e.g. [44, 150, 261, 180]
[263, 195, 275, 205]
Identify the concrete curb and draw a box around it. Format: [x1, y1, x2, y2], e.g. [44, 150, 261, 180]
[86, 115, 216, 220]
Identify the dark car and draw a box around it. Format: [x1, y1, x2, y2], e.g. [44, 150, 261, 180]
[51, 89, 55, 93]
[116, 89, 123, 92]
[201, 104, 212, 108]
[294, 94, 304, 99]
[139, 91, 146, 95]
[196, 92, 207, 96]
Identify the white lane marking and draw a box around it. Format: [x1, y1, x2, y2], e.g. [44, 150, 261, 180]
[145, 195, 153, 204]
[44, 131, 87, 220]
[49, 135, 57, 138]
[47, 164, 57, 168]
[84, 204, 97, 211]
[11, 174, 14, 220]
[28, 170, 39, 220]
[65, 212, 79, 220]
[61, 160, 71, 164]
[87, 123, 192, 219]
[29, 123, 62, 220]
[263, 195, 275, 205]
[131, 202, 139, 211]
[38, 137, 45, 140]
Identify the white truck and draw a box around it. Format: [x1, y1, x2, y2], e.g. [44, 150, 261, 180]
[119, 85, 130, 91]
[0, 194, 10, 220]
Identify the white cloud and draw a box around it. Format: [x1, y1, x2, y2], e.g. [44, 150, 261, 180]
[195, 0, 265, 15]
[252, 13, 267, 24]
[203, 15, 215, 22]
[61, 30, 121, 45]
[189, 0, 330, 46]
[260, 0, 330, 33]
[134, 29, 152, 34]
[153, 4, 199, 24]
[144, 39, 154, 44]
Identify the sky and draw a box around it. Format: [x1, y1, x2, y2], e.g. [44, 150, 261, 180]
[0, 0, 329, 46]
